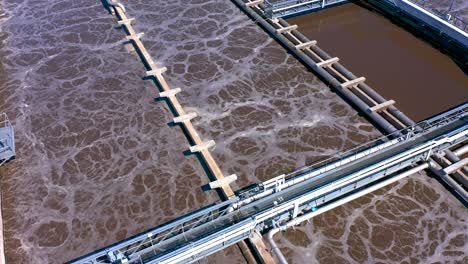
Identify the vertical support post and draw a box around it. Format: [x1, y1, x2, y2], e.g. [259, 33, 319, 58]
[425, 148, 432, 161]
[293, 202, 299, 218]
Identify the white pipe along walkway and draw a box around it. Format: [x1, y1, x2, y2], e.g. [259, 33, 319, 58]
[69, 105, 468, 264]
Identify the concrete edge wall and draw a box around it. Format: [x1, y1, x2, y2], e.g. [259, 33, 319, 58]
[394, 0, 468, 47]
[363, 0, 467, 70]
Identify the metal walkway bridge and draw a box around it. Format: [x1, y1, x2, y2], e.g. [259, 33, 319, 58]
[263, 0, 348, 19]
[262, 0, 467, 34]
[70, 104, 468, 264]
[0, 113, 15, 166]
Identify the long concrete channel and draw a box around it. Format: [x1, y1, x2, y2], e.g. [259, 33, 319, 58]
[89, 1, 467, 263]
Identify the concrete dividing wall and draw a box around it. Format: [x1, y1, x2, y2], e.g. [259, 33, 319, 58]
[392, 0, 467, 47]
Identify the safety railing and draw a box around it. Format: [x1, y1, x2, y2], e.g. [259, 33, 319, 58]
[264, 0, 348, 19]
[0, 113, 11, 132]
[71, 198, 239, 264]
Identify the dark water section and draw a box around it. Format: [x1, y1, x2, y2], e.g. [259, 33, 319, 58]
[288, 3, 468, 121]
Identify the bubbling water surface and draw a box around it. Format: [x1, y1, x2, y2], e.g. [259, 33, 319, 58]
[0, 0, 464, 263]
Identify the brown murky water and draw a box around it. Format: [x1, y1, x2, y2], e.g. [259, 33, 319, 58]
[289, 2, 468, 121]
[0, 0, 465, 263]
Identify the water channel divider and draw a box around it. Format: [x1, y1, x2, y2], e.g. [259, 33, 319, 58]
[104, 1, 274, 263]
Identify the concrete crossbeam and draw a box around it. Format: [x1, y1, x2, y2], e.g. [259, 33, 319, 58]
[159, 87, 181, 98]
[316, 57, 339, 68]
[173, 112, 198, 123]
[146, 67, 167, 77]
[209, 174, 238, 189]
[341, 77, 366, 89]
[368, 100, 396, 113]
[276, 25, 297, 33]
[295, 40, 317, 50]
[190, 140, 215, 153]
[126, 32, 144, 41]
[118, 17, 135, 25]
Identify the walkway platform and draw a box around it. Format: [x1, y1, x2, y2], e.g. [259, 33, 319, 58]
[0, 113, 15, 166]
[264, 0, 348, 19]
